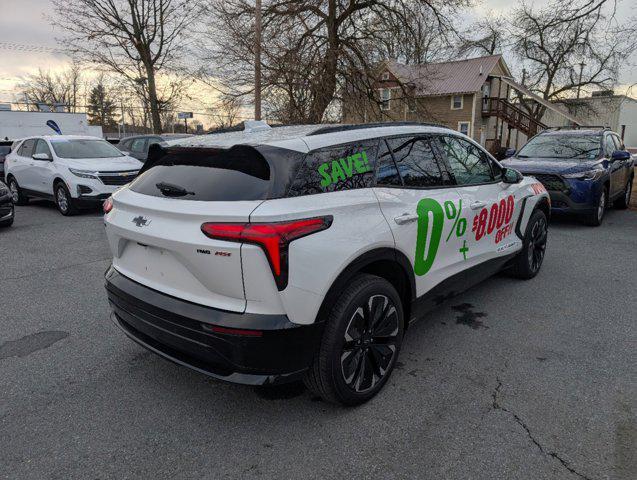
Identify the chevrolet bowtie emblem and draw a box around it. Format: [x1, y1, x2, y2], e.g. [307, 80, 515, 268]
[132, 216, 151, 227]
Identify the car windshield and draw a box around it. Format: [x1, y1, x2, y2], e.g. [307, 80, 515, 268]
[49, 139, 124, 159]
[517, 134, 601, 160]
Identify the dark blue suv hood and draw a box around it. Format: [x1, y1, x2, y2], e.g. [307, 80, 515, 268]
[502, 157, 604, 176]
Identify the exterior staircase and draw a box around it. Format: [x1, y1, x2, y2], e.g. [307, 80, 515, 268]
[482, 97, 547, 138]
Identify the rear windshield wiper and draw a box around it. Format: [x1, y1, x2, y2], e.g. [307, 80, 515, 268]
[155, 182, 195, 197]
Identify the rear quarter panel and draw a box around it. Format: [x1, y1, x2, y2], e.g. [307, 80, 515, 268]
[246, 189, 395, 325]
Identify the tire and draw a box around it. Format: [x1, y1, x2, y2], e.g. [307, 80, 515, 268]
[8, 177, 28, 205]
[584, 186, 607, 226]
[511, 209, 548, 280]
[0, 205, 14, 227]
[614, 177, 633, 210]
[304, 274, 404, 406]
[54, 182, 78, 216]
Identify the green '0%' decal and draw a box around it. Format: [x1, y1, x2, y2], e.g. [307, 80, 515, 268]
[414, 198, 444, 276]
[318, 150, 373, 187]
[414, 197, 470, 276]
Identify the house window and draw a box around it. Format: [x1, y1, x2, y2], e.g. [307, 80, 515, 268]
[451, 95, 463, 110]
[379, 88, 391, 111]
[381, 72, 390, 81]
[458, 121, 471, 136]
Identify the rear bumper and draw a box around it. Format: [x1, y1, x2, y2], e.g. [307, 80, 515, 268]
[105, 266, 324, 385]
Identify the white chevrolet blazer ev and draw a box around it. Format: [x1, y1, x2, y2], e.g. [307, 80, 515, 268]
[5, 135, 142, 215]
[104, 122, 550, 405]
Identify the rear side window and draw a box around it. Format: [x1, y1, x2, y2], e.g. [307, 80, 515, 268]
[385, 136, 444, 187]
[376, 140, 402, 186]
[18, 139, 36, 157]
[287, 139, 379, 196]
[131, 145, 272, 201]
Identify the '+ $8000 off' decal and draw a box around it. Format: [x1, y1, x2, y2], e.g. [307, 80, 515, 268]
[414, 195, 515, 276]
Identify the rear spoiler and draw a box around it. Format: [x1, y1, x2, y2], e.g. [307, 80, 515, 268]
[139, 143, 168, 175]
[139, 143, 270, 181]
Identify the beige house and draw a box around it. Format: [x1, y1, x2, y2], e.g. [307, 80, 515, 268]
[342, 55, 576, 154]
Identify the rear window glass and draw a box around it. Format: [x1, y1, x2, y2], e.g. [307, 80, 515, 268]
[288, 139, 379, 196]
[130, 146, 272, 201]
[0, 146, 10, 155]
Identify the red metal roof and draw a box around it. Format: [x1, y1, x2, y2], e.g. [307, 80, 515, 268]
[386, 55, 506, 96]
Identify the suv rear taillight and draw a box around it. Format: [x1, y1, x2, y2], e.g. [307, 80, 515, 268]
[201, 216, 333, 290]
[103, 196, 113, 214]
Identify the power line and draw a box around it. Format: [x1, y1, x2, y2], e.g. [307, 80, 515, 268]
[0, 42, 66, 54]
[3, 102, 253, 120]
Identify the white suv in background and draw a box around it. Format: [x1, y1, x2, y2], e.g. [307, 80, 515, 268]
[104, 122, 550, 405]
[5, 135, 142, 215]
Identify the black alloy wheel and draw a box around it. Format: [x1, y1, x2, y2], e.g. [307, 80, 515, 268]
[511, 209, 548, 280]
[304, 274, 404, 406]
[340, 294, 400, 393]
[527, 214, 548, 275]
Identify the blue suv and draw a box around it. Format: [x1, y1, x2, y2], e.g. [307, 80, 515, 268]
[502, 128, 634, 226]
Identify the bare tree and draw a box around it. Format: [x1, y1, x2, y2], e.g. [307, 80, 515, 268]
[209, 94, 245, 128]
[509, 0, 637, 121]
[199, 0, 468, 124]
[52, 0, 202, 133]
[458, 14, 506, 57]
[20, 63, 83, 112]
[373, 3, 457, 65]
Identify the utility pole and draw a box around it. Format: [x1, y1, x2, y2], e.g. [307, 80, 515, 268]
[576, 62, 586, 99]
[254, 0, 262, 120]
[120, 100, 126, 137]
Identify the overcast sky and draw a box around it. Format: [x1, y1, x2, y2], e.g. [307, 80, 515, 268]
[0, 0, 635, 104]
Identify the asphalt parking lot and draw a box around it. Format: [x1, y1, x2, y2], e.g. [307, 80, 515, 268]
[1, 200, 635, 480]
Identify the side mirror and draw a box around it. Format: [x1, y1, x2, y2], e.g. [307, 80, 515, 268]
[504, 148, 516, 158]
[32, 152, 52, 161]
[502, 167, 523, 184]
[611, 150, 631, 161]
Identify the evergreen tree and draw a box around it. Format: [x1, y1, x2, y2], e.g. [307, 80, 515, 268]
[87, 84, 118, 127]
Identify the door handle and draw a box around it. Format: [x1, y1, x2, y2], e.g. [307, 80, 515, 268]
[470, 201, 486, 210]
[394, 213, 418, 225]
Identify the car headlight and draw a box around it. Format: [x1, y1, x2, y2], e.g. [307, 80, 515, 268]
[69, 168, 98, 179]
[562, 168, 604, 181]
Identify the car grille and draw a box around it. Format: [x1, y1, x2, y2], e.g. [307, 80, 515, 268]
[98, 170, 139, 186]
[523, 173, 570, 193]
